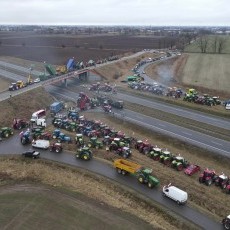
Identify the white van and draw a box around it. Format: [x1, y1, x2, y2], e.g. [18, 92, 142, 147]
[32, 140, 50, 150]
[162, 184, 188, 205]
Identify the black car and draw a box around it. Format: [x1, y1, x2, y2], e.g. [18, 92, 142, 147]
[22, 150, 40, 159]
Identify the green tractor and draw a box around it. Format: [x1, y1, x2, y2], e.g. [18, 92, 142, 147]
[159, 149, 174, 166]
[75, 147, 92, 161]
[0, 127, 14, 138]
[136, 168, 159, 188]
[75, 133, 84, 147]
[171, 155, 189, 171]
[65, 122, 78, 132]
[88, 137, 103, 149]
[149, 146, 162, 160]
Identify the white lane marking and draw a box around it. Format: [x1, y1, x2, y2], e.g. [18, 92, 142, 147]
[182, 131, 192, 136]
[211, 141, 223, 146]
[112, 112, 229, 156]
[158, 124, 166, 127]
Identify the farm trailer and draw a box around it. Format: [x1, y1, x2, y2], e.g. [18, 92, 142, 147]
[114, 159, 159, 188]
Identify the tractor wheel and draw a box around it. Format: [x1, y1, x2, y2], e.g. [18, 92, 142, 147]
[49, 148, 52, 152]
[72, 128, 76, 132]
[123, 153, 128, 159]
[138, 175, 145, 184]
[205, 179, 212, 186]
[117, 168, 122, 174]
[147, 182, 154, 188]
[164, 159, 171, 166]
[153, 156, 160, 161]
[4, 132, 9, 138]
[55, 148, 60, 153]
[199, 177, 203, 183]
[76, 154, 80, 159]
[121, 170, 126, 175]
[88, 143, 92, 148]
[53, 135, 56, 139]
[18, 125, 22, 130]
[83, 155, 89, 161]
[96, 145, 99, 149]
[224, 221, 230, 230]
[143, 149, 149, 155]
[177, 200, 181, 205]
[221, 184, 226, 189]
[177, 164, 183, 171]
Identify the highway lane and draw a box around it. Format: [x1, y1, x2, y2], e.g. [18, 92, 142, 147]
[46, 84, 230, 131]
[115, 92, 230, 130]
[46, 85, 230, 157]
[0, 61, 43, 76]
[0, 134, 222, 230]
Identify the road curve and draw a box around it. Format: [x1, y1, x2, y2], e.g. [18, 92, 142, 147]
[0, 134, 222, 230]
[46, 85, 230, 157]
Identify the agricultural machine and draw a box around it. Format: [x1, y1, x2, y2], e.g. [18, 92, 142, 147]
[199, 168, 218, 186]
[171, 155, 189, 171]
[12, 119, 29, 130]
[20, 130, 32, 145]
[87, 137, 103, 149]
[75, 147, 92, 161]
[222, 215, 230, 229]
[49, 143, 63, 153]
[114, 159, 159, 188]
[115, 146, 132, 158]
[75, 133, 85, 147]
[135, 140, 152, 154]
[149, 146, 162, 160]
[0, 127, 14, 138]
[159, 149, 174, 166]
[77, 92, 90, 110]
[52, 129, 71, 143]
[215, 173, 229, 189]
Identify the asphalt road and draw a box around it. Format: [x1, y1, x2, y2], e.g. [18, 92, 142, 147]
[115, 92, 230, 130]
[46, 85, 230, 157]
[0, 134, 222, 230]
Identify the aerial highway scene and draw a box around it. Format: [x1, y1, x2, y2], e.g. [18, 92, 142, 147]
[0, 0, 230, 230]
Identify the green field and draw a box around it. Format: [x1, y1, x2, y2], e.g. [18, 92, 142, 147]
[185, 35, 230, 54]
[180, 53, 230, 94]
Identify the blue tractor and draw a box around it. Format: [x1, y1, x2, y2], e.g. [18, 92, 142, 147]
[21, 130, 32, 145]
[52, 129, 71, 143]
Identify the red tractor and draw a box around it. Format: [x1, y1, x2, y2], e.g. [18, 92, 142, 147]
[13, 119, 29, 130]
[77, 92, 90, 110]
[49, 142, 63, 153]
[135, 140, 152, 154]
[199, 168, 218, 186]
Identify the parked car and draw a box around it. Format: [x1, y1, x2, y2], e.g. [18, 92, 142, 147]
[22, 150, 40, 159]
[34, 78, 41, 83]
[162, 184, 188, 205]
[32, 139, 50, 149]
[184, 164, 201, 176]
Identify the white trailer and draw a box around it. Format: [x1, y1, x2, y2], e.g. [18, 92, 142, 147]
[162, 184, 188, 205]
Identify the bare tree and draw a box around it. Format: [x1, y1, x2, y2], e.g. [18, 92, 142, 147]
[197, 36, 209, 53]
[217, 37, 226, 54]
[212, 36, 218, 53]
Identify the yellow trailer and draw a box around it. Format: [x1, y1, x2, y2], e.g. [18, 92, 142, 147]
[113, 159, 159, 188]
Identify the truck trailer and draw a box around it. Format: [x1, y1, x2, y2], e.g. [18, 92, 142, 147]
[113, 159, 159, 188]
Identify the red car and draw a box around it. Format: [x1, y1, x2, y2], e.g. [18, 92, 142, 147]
[184, 164, 201, 176]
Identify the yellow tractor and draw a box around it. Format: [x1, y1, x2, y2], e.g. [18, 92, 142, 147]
[16, 80, 25, 89]
[56, 65, 67, 74]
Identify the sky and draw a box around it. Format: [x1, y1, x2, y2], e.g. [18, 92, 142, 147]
[0, 0, 229, 26]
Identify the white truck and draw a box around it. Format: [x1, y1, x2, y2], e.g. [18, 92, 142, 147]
[36, 118, 46, 127]
[32, 140, 50, 150]
[162, 184, 188, 205]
